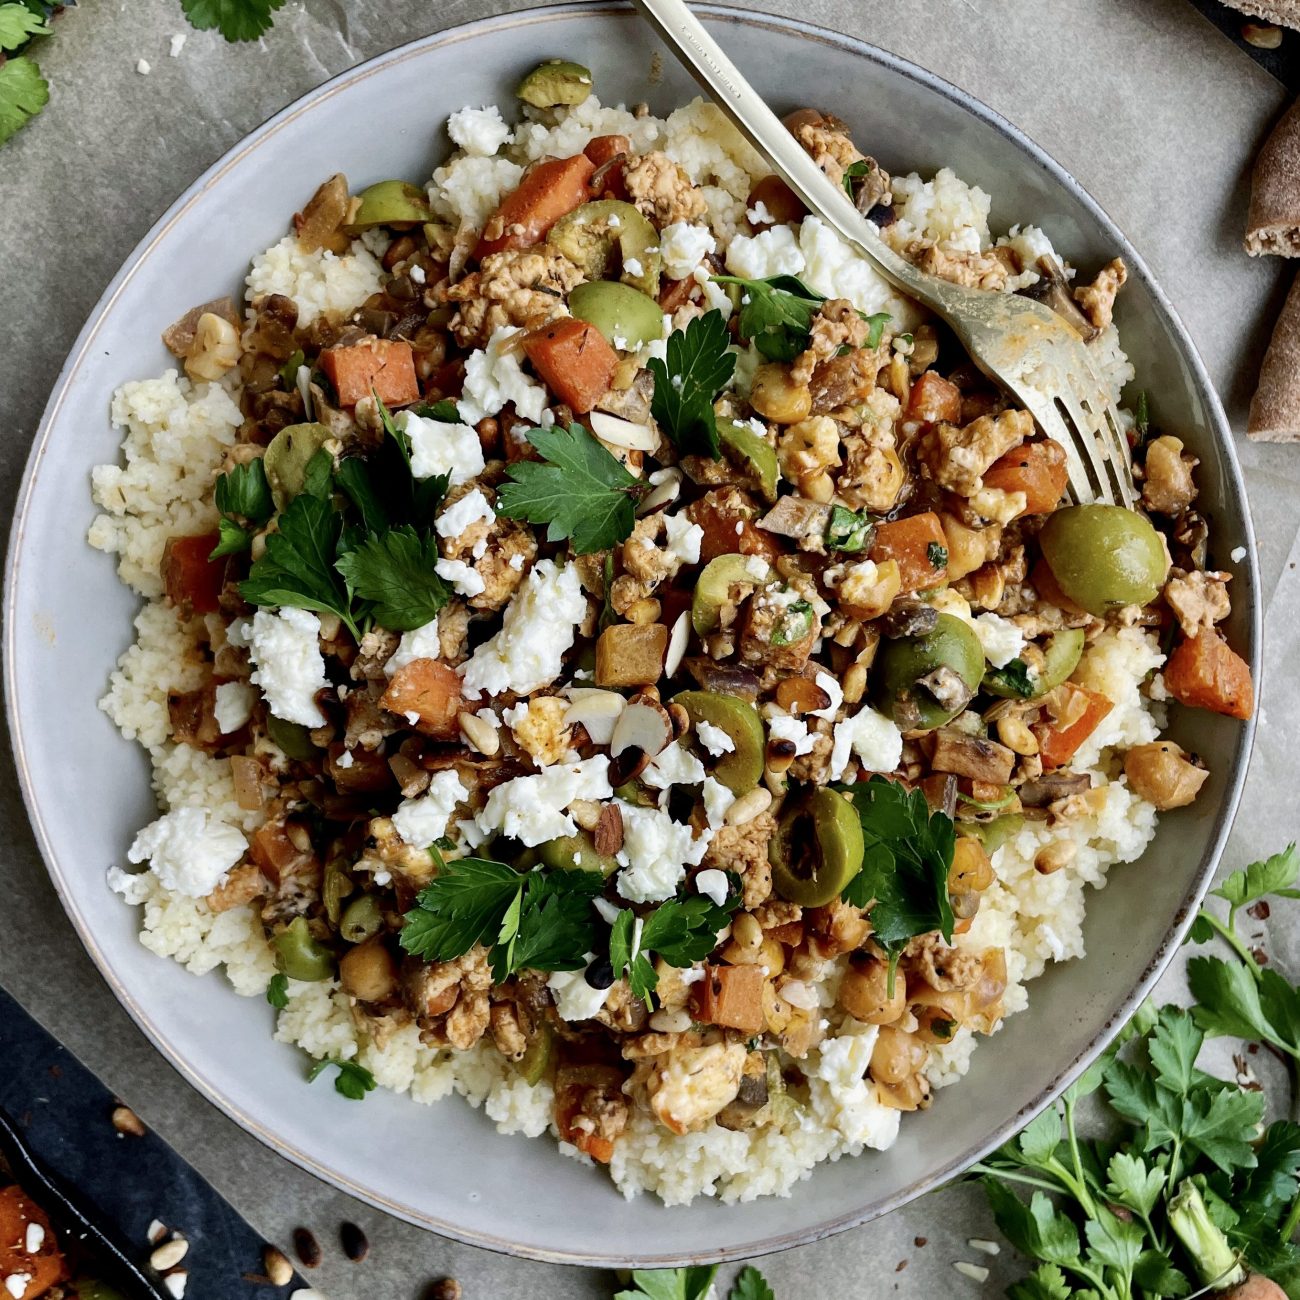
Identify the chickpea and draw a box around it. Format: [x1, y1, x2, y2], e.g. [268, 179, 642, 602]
[1124, 741, 1209, 810]
[908, 984, 971, 1044]
[837, 557, 901, 622]
[1140, 435, 1197, 517]
[339, 936, 399, 1003]
[870, 1024, 928, 1085]
[750, 362, 813, 424]
[838, 955, 906, 1025]
[940, 512, 1001, 582]
[857, 446, 906, 513]
[185, 312, 241, 382]
[875, 1072, 928, 1111]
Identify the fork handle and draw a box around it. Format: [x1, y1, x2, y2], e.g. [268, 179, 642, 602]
[629, 0, 939, 307]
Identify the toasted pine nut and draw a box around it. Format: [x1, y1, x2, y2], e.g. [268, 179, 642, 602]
[627, 597, 662, 625]
[726, 787, 773, 826]
[843, 662, 867, 705]
[1034, 841, 1076, 875]
[458, 710, 500, 756]
[151, 1239, 189, 1271]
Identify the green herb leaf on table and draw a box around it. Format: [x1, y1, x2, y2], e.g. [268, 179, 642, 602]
[0, 55, 48, 147]
[179, 0, 288, 42]
[306, 1057, 376, 1101]
[0, 3, 47, 50]
[335, 524, 449, 632]
[1211, 842, 1300, 926]
[648, 309, 737, 458]
[265, 972, 289, 1010]
[496, 422, 641, 555]
[615, 1267, 719, 1300]
[728, 1266, 775, 1300]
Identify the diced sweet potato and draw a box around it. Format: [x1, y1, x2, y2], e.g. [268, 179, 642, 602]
[320, 337, 419, 408]
[380, 658, 463, 738]
[905, 372, 962, 425]
[0, 1186, 66, 1298]
[161, 533, 226, 615]
[1035, 685, 1113, 770]
[248, 820, 301, 879]
[1163, 628, 1254, 720]
[584, 134, 630, 167]
[688, 488, 783, 564]
[982, 439, 1069, 516]
[595, 623, 667, 688]
[692, 964, 766, 1035]
[869, 512, 949, 593]
[475, 153, 596, 259]
[522, 317, 617, 414]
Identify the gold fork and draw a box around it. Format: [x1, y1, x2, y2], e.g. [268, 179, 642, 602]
[631, 0, 1137, 507]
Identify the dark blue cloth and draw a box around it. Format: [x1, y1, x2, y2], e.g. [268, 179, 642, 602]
[1186, 0, 1300, 91]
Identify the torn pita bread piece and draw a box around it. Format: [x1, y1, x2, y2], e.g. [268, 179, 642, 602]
[1247, 99, 1300, 256]
[1221, 0, 1300, 30]
[1248, 272, 1300, 440]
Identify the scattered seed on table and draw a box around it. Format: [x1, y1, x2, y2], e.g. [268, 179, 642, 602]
[340, 1221, 369, 1262]
[150, 1238, 189, 1271]
[953, 1262, 990, 1282]
[429, 1280, 462, 1300]
[162, 1270, 188, 1298]
[264, 1245, 295, 1286]
[111, 1105, 145, 1137]
[913, 1236, 928, 1248]
[292, 1227, 321, 1269]
[147, 1220, 168, 1245]
[967, 1238, 1001, 1256]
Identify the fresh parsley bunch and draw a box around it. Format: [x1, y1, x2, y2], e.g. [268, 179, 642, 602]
[617, 1265, 774, 1300]
[648, 309, 737, 460]
[610, 889, 739, 1006]
[0, 2, 52, 147]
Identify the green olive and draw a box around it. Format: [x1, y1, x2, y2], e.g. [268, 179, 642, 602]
[613, 779, 656, 807]
[537, 831, 620, 877]
[961, 813, 1024, 856]
[267, 714, 320, 761]
[983, 628, 1085, 700]
[517, 58, 593, 108]
[769, 787, 865, 907]
[1039, 505, 1168, 616]
[347, 179, 433, 231]
[719, 420, 779, 504]
[518, 1021, 556, 1085]
[569, 281, 665, 350]
[547, 200, 661, 296]
[874, 612, 985, 731]
[340, 894, 384, 944]
[263, 422, 333, 509]
[691, 553, 771, 636]
[674, 690, 765, 794]
[273, 917, 334, 982]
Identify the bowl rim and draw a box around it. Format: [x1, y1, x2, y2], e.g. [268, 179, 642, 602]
[4, 0, 1260, 1267]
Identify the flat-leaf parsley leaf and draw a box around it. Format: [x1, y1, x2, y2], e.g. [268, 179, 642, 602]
[306, 1057, 376, 1101]
[179, 0, 288, 42]
[335, 524, 449, 632]
[648, 310, 736, 459]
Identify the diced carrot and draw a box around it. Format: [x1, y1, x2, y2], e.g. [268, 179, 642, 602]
[692, 963, 766, 1035]
[554, 1065, 624, 1164]
[0, 1186, 67, 1298]
[249, 820, 300, 879]
[161, 533, 225, 615]
[320, 337, 419, 408]
[1035, 684, 1113, 770]
[905, 372, 962, 425]
[983, 440, 1069, 516]
[474, 153, 596, 259]
[380, 658, 463, 738]
[521, 317, 617, 414]
[745, 174, 808, 227]
[1163, 628, 1254, 720]
[870, 512, 949, 593]
[687, 488, 783, 564]
[584, 134, 630, 167]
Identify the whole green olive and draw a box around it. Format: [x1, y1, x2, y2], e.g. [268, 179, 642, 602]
[873, 612, 985, 731]
[273, 917, 334, 982]
[1038, 504, 1168, 616]
[339, 894, 384, 944]
[769, 787, 865, 907]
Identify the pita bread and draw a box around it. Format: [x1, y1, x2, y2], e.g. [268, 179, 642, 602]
[1247, 100, 1300, 256]
[1248, 271, 1300, 440]
[1221, 0, 1300, 29]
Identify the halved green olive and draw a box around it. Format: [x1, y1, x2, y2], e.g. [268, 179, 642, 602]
[569, 280, 664, 350]
[874, 612, 984, 731]
[538, 831, 620, 877]
[1039, 504, 1168, 616]
[674, 690, 765, 794]
[518, 1021, 556, 1085]
[770, 787, 864, 907]
[613, 779, 656, 807]
[961, 813, 1024, 856]
[547, 200, 661, 296]
[340, 894, 384, 944]
[691, 553, 772, 636]
[273, 917, 334, 982]
[719, 420, 779, 503]
[267, 715, 320, 761]
[983, 628, 1085, 700]
[263, 422, 332, 509]
[517, 59, 593, 108]
[347, 180, 433, 231]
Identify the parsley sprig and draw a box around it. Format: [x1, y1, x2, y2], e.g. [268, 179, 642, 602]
[616, 1265, 773, 1300]
[211, 458, 274, 558]
[0, 3, 50, 148]
[180, 0, 287, 41]
[609, 890, 738, 1006]
[307, 1057, 377, 1101]
[648, 309, 737, 460]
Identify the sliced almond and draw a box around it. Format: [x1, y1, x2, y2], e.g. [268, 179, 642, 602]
[593, 803, 625, 856]
[564, 688, 626, 746]
[588, 410, 659, 451]
[610, 699, 674, 760]
[663, 610, 691, 679]
[636, 467, 683, 515]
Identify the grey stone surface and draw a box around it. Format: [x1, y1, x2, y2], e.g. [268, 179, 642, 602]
[0, 1, 1296, 1296]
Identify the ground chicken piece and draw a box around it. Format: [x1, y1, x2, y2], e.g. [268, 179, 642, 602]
[788, 726, 834, 785]
[754, 898, 802, 932]
[921, 408, 1033, 496]
[565, 1076, 630, 1148]
[652, 960, 702, 1014]
[838, 429, 902, 513]
[403, 945, 493, 1020]
[205, 863, 266, 914]
[910, 241, 1008, 291]
[791, 299, 870, 387]
[617, 512, 683, 604]
[489, 1000, 529, 1061]
[508, 695, 573, 767]
[447, 247, 584, 348]
[905, 932, 985, 993]
[647, 1034, 748, 1135]
[792, 118, 863, 185]
[445, 988, 491, 1049]
[739, 585, 821, 673]
[777, 415, 841, 480]
[808, 347, 882, 415]
[595, 979, 650, 1033]
[702, 810, 777, 908]
[1142, 435, 1198, 516]
[622, 151, 708, 227]
[1073, 257, 1127, 332]
[351, 627, 399, 682]
[438, 601, 471, 663]
[806, 897, 870, 957]
[367, 814, 439, 883]
[1164, 569, 1231, 638]
[440, 483, 537, 613]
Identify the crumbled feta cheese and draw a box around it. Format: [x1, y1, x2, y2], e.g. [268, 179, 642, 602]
[694, 719, 735, 757]
[410, 263, 426, 285]
[436, 488, 496, 539]
[768, 711, 816, 756]
[1231, 545, 1247, 563]
[692, 266, 733, 319]
[548, 963, 613, 1022]
[5, 1276, 32, 1300]
[447, 104, 512, 157]
[659, 221, 717, 280]
[644, 742, 706, 795]
[458, 326, 546, 426]
[247, 607, 328, 727]
[393, 770, 468, 849]
[508, 552, 525, 571]
[435, 557, 486, 598]
[830, 707, 903, 781]
[213, 680, 255, 734]
[808, 1019, 900, 1149]
[811, 670, 844, 721]
[746, 199, 774, 225]
[701, 776, 735, 828]
[973, 613, 1026, 669]
[594, 896, 624, 926]
[23, 1225, 43, 1255]
[136, 58, 151, 75]
[614, 802, 710, 903]
[163, 1273, 188, 1300]
[724, 222, 804, 279]
[336, 750, 355, 769]
[460, 559, 587, 697]
[475, 757, 612, 846]
[169, 33, 186, 56]
[663, 512, 704, 565]
[385, 618, 442, 677]
[501, 701, 530, 729]
[396, 410, 485, 486]
[623, 257, 644, 278]
[744, 555, 770, 581]
[694, 868, 730, 906]
[127, 806, 246, 898]
[404, 710, 420, 725]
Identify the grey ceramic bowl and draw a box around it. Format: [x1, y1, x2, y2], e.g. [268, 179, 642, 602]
[5, 2, 1258, 1267]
